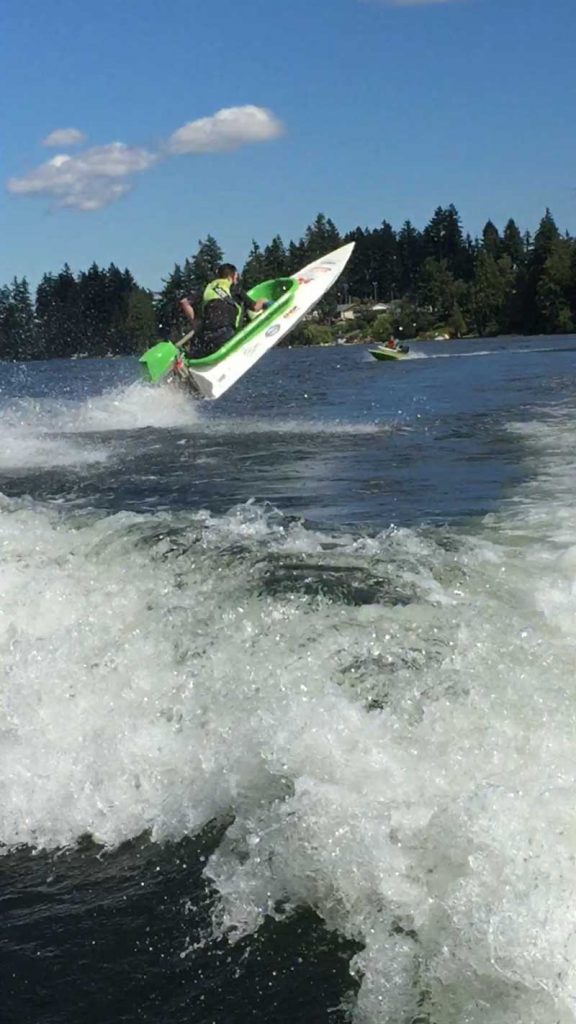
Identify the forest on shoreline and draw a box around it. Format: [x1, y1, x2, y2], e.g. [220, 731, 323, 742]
[1, 205, 575, 361]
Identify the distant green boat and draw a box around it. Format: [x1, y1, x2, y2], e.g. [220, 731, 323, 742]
[369, 342, 410, 362]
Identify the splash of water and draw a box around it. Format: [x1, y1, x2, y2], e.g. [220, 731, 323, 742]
[2, 410, 576, 1023]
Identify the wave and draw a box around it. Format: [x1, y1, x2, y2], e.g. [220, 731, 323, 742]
[0, 422, 109, 471]
[1, 381, 200, 434]
[0, 383, 389, 479]
[2, 402, 576, 1022]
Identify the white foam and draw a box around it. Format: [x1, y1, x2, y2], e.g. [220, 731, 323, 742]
[0, 382, 200, 470]
[2, 406, 576, 1023]
[1, 382, 385, 466]
[208, 416, 389, 436]
[67, 381, 201, 431]
[7, 382, 199, 434]
[0, 422, 108, 470]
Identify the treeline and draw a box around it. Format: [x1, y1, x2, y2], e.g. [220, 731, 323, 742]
[1, 206, 575, 361]
[0, 265, 156, 361]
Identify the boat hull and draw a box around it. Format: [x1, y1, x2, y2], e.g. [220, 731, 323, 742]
[369, 346, 408, 361]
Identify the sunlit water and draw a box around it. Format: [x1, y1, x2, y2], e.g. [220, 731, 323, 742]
[2, 338, 576, 1024]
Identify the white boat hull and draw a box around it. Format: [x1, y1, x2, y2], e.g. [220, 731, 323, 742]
[185, 243, 355, 399]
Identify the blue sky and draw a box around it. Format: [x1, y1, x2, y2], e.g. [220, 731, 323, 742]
[2, 0, 576, 290]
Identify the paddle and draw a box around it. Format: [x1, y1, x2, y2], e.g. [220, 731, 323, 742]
[176, 327, 196, 349]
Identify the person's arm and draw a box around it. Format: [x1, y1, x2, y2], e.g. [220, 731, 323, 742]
[180, 297, 195, 323]
[236, 285, 268, 313]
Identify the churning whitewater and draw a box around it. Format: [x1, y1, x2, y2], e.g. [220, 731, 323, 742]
[2, 340, 576, 1024]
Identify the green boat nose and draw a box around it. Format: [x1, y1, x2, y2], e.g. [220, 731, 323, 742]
[139, 341, 180, 383]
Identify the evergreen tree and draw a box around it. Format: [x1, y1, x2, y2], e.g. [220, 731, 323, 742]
[286, 239, 306, 274]
[481, 220, 502, 260]
[0, 279, 35, 359]
[503, 265, 529, 335]
[523, 210, 562, 331]
[532, 208, 561, 269]
[77, 263, 111, 354]
[188, 235, 224, 290]
[35, 264, 80, 358]
[397, 221, 424, 294]
[417, 258, 458, 321]
[370, 221, 399, 301]
[470, 253, 513, 335]
[352, 228, 383, 301]
[300, 213, 341, 263]
[502, 218, 525, 269]
[535, 238, 575, 333]
[462, 233, 479, 281]
[342, 227, 368, 299]
[156, 236, 223, 340]
[448, 301, 468, 339]
[125, 287, 157, 350]
[570, 245, 576, 323]
[242, 240, 267, 288]
[155, 263, 186, 339]
[106, 265, 136, 353]
[0, 284, 16, 360]
[34, 273, 57, 360]
[179, 256, 195, 298]
[298, 214, 342, 317]
[262, 235, 288, 278]
[423, 205, 467, 277]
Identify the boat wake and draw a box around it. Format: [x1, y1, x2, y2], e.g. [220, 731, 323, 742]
[206, 415, 390, 436]
[0, 419, 109, 471]
[0, 382, 205, 473]
[421, 343, 576, 360]
[0, 381, 389, 479]
[2, 403, 576, 1023]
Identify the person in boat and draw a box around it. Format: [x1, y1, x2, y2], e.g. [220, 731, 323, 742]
[180, 264, 269, 357]
[380, 335, 409, 354]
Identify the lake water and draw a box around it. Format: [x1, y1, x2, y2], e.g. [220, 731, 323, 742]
[2, 337, 576, 1024]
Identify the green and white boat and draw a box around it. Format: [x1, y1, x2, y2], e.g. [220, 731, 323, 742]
[140, 243, 355, 400]
[369, 342, 410, 362]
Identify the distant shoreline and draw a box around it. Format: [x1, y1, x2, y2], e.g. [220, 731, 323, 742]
[3, 333, 576, 366]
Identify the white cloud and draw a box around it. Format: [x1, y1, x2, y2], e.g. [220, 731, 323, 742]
[166, 105, 284, 155]
[8, 105, 284, 212]
[7, 143, 157, 211]
[42, 128, 87, 148]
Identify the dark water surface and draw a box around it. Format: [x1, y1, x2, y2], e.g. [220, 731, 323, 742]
[2, 338, 576, 1024]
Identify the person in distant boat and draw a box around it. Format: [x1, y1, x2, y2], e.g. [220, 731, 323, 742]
[180, 264, 269, 357]
[382, 335, 409, 354]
